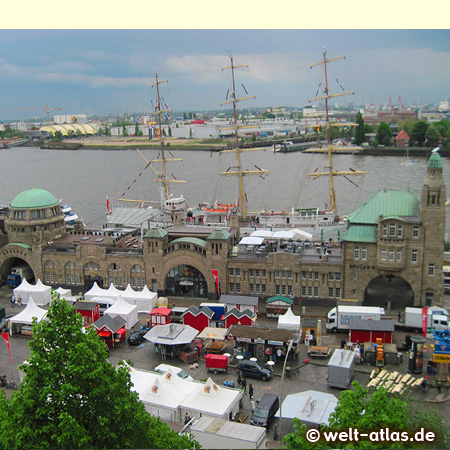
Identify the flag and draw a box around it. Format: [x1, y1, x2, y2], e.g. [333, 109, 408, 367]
[422, 307, 428, 338]
[106, 195, 111, 214]
[2, 332, 12, 364]
[212, 270, 219, 294]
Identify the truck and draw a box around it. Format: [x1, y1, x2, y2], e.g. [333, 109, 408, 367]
[402, 306, 450, 332]
[205, 353, 228, 375]
[7, 264, 34, 288]
[326, 306, 385, 333]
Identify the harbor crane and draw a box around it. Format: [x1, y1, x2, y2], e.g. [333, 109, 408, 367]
[5, 104, 61, 125]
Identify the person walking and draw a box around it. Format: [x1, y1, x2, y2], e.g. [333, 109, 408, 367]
[340, 339, 346, 349]
[249, 383, 254, 399]
[277, 347, 282, 363]
[421, 379, 427, 393]
[11, 295, 15, 308]
[241, 376, 247, 392]
[17, 296, 22, 307]
[184, 412, 192, 425]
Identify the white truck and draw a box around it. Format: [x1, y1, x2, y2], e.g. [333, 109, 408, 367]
[11, 264, 34, 281]
[326, 306, 385, 333]
[403, 306, 450, 332]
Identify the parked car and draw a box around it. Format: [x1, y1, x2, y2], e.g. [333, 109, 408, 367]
[154, 363, 194, 382]
[250, 393, 280, 427]
[127, 330, 146, 346]
[237, 360, 273, 381]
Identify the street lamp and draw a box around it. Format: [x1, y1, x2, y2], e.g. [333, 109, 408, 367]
[278, 339, 294, 441]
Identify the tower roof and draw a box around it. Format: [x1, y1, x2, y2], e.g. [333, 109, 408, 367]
[10, 188, 59, 209]
[428, 150, 443, 169]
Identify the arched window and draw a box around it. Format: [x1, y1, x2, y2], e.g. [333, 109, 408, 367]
[108, 263, 122, 287]
[131, 264, 145, 289]
[44, 260, 58, 284]
[65, 261, 80, 285]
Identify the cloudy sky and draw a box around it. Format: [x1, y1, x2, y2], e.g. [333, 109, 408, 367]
[0, 28, 449, 121]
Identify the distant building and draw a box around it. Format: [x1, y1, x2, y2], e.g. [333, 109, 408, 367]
[395, 129, 410, 147]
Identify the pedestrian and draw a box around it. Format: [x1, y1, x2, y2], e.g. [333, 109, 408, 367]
[398, 310, 401, 322]
[249, 383, 254, 399]
[237, 370, 242, 386]
[277, 347, 282, 362]
[421, 378, 427, 393]
[241, 376, 247, 392]
[340, 339, 346, 349]
[17, 295, 22, 307]
[437, 382, 442, 394]
[11, 295, 15, 308]
[184, 412, 191, 425]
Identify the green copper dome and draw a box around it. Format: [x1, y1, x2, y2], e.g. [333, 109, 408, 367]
[10, 188, 59, 209]
[428, 151, 443, 169]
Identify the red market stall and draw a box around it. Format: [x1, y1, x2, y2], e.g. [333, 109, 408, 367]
[149, 307, 172, 328]
[92, 315, 127, 347]
[348, 319, 395, 344]
[182, 306, 214, 332]
[75, 300, 100, 326]
[224, 308, 256, 328]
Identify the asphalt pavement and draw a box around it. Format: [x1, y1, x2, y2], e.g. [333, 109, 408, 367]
[1, 285, 449, 446]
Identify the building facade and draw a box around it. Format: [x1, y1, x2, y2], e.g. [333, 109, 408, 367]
[0, 153, 445, 309]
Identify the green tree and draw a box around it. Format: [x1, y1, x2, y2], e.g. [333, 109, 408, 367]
[67, 130, 74, 139]
[0, 296, 197, 450]
[411, 120, 429, 146]
[283, 382, 449, 449]
[434, 119, 449, 139]
[122, 124, 128, 137]
[76, 129, 83, 138]
[52, 130, 63, 141]
[354, 111, 365, 145]
[375, 121, 392, 146]
[425, 124, 440, 146]
[135, 122, 139, 136]
[398, 118, 416, 137]
[252, 132, 257, 142]
[168, 126, 172, 137]
[189, 128, 193, 138]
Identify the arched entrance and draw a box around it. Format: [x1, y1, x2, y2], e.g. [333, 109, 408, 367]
[165, 265, 208, 298]
[0, 257, 35, 285]
[364, 275, 414, 311]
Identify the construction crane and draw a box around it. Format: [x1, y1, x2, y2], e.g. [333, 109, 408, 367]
[5, 104, 61, 125]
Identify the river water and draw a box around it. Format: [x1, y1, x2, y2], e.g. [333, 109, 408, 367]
[1, 146, 449, 237]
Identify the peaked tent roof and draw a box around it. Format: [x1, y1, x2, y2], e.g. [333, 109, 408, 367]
[267, 295, 293, 305]
[144, 323, 198, 346]
[278, 308, 301, 330]
[9, 297, 47, 326]
[396, 129, 410, 140]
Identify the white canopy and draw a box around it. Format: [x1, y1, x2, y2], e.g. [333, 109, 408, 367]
[272, 230, 297, 239]
[106, 284, 123, 297]
[275, 390, 338, 427]
[13, 278, 51, 306]
[104, 295, 138, 330]
[180, 377, 242, 420]
[238, 236, 265, 246]
[9, 297, 47, 335]
[54, 287, 72, 299]
[291, 228, 313, 240]
[278, 308, 301, 331]
[144, 324, 198, 346]
[250, 230, 274, 238]
[84, 282, 108, 300]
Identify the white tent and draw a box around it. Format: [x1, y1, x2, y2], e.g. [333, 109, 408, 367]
[278, 308, 301, 331]
[275, 390, 338, 429]
[122, 284, 157, 313]
[238, 236, 265, 246]
[250, 230, 274, 238]
[84, 282, 108, 300]
[9, 297, 48, 335]
[13, 279, 51, 306]
[128, 364, 196, 422]
[106, 284, 123, 297]
[104, 295, 138, 330]
[291, 228, 313, 240]
[54, 287, 72, 299]
[180, 377, 242, 421]
[272, 230, 296, 239]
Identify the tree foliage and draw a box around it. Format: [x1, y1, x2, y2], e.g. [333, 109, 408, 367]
[425, 125, 440, 146]
[410, 120, 429, 146]
[0, 296, 197, 450]
[355, 112, 365, 145]
[283, 381, 449, 450]
[375, 122, 392, 146]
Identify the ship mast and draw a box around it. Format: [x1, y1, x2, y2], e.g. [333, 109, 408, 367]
[219, 55, 269, 219]
[307, 48, 365, 221]
[151, 72, 185, 206]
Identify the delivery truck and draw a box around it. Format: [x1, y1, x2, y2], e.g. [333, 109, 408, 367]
[326, 306, 385, 333]
[403, 307, 450, 332]
[6, 264, 34, 288]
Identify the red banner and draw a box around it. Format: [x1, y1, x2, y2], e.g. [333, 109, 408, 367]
[422, 307, 428, 338]
[1, 332, 12, 364]
[212, 270, 219, 294]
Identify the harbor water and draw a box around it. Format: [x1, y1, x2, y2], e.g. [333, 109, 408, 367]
[1, 146, 449, 237]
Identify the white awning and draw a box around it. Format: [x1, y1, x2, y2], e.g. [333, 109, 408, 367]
[238, 236, 265, 245]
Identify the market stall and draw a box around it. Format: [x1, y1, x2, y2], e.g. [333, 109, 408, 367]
[92, 315, 127, 347]
[104, 295, 138, 330]
[277, 308, 301, 331]
[9, 297, 47, 336]
[75, 300, 100, 326]
[182, 306, 214, 332]
[197, 327, 229, 355]
[149, 307, 172, 328]
[266, 296, 293, 318]
[13, 278, 51, 306]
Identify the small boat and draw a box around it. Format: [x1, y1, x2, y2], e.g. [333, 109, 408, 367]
[60, 203, 80, 225]
[401, 148, 417, 166]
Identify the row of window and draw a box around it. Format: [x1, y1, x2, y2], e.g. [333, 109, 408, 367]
[12, 207, 61, 220]
[228, 283, 342, 299]
[381, 223, 419, 239]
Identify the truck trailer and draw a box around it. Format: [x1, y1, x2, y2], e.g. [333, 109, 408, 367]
[6, 264, 34, 288]
[326, 306, 385, 333]
[403, 307, 450, 332]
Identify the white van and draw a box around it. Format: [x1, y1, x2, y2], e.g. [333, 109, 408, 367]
[90, 297, 115, 316]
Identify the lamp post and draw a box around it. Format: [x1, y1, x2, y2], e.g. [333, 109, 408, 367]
[278, 339, 294, 441]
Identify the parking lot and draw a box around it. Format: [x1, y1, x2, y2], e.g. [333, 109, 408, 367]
[1, 285, 449, 445]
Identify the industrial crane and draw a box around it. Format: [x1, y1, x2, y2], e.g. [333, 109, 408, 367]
[5, 104, 61, 125]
